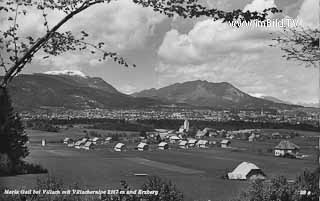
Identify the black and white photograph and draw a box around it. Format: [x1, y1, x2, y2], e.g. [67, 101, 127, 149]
[0, 0, 319, 201]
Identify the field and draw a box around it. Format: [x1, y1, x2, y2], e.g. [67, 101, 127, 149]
[0, 128, 318, 201]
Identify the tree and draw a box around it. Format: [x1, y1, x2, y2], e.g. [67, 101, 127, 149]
[0, 88, 28, 174]
[141, 176, 183, 201]
[273, 27, 320, 67]
[235, 168, 320, 201]
[103, 176, 183, 201]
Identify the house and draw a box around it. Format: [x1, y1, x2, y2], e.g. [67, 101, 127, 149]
[67, 142, 75, 147]
[195, 130, 207, 139]
[63, 137, 72, 144]
[187, 138, 197, 147]
[158, 142, 169, 150]
[228, 162, 266, 180]
[105, 137, 112, 144]
[169, 135, 181, 144]
[274, 140, 300, 157]
[179, 141, 188, 149]
[83, 141, 94, 150]
[74, 139, 87, 149]
[137, 142, 149, 151]
[91, 137, 103, 145]
[114, 143, 126, 152]
[41, 139, 46, 147]
[221, 139, 231, 148]
[196, 140, 209, 148]
[272, 132, 281, 139]
[248, 134, 255, 142]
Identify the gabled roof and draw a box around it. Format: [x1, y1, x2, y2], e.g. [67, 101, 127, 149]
[275, 140, 300, 150]
[169, 136, 181, 140]
[197, 140, 209, 145]
[228, 162, 264, 180]
[114, 143, 125, 149]
[158, 142, 168, 147]
[92, 137, 100, 141]
[179, 141, 188, 146]
[137, 142, 148, 149]
[196, 130, 206, 137]
[187, 139, 197, 144]
[221, 139, 230, 144]
[84, 141, 93, 147]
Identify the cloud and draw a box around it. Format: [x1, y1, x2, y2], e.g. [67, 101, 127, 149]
[244, 0, 277, 12]
[158, 19, 273, 65]
[61, 0, 166, 51]
[156, 0, 318, 103]
[2, 0, 166, 71]
[296, 0, 319, 28]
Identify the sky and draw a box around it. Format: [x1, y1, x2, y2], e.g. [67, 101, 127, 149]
[1, 0, 319, 104]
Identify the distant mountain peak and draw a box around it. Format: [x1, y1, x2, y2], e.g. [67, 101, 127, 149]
[43, 70, 87, 78]
[133, 80, 300, 110]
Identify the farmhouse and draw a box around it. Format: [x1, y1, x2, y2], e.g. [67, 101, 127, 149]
[114, 143, 126, 152]
[158, 142, 169, 150]
[137, 142, 149, 151]
[179, 141, 188, 149]
[196, 140, 209, 148]
[274, 140, 300, 157]
[83, 142, 94, 150]
[221, 139, 231, 148]
[228, 162, 266, 180]
[187, 138, 197, 147]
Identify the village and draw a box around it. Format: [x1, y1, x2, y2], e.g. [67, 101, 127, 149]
[48, 119, 310, 182]
[3, 118, 316, 201]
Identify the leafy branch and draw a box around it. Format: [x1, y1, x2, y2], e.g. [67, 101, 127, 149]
[272, 26, 320, 67]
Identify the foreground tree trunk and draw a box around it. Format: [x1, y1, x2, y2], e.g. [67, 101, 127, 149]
[0, 87, 29, 172]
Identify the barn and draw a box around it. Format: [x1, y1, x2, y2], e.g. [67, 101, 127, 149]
[137, 142, 149, 151]
[196, 140, 209, 148]
[114, 143, 126, 152]
[158, 142, 169, 150]
[228, 162, 266, 180]
[274, 140, 300, 157]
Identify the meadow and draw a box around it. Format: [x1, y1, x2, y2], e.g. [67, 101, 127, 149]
[0, 128, 317, 201]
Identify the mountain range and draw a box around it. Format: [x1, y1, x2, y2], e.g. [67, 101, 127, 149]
[132, 80, 300, 110]
[6, 72, 162, 111]
[5, 71, 302, 111]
